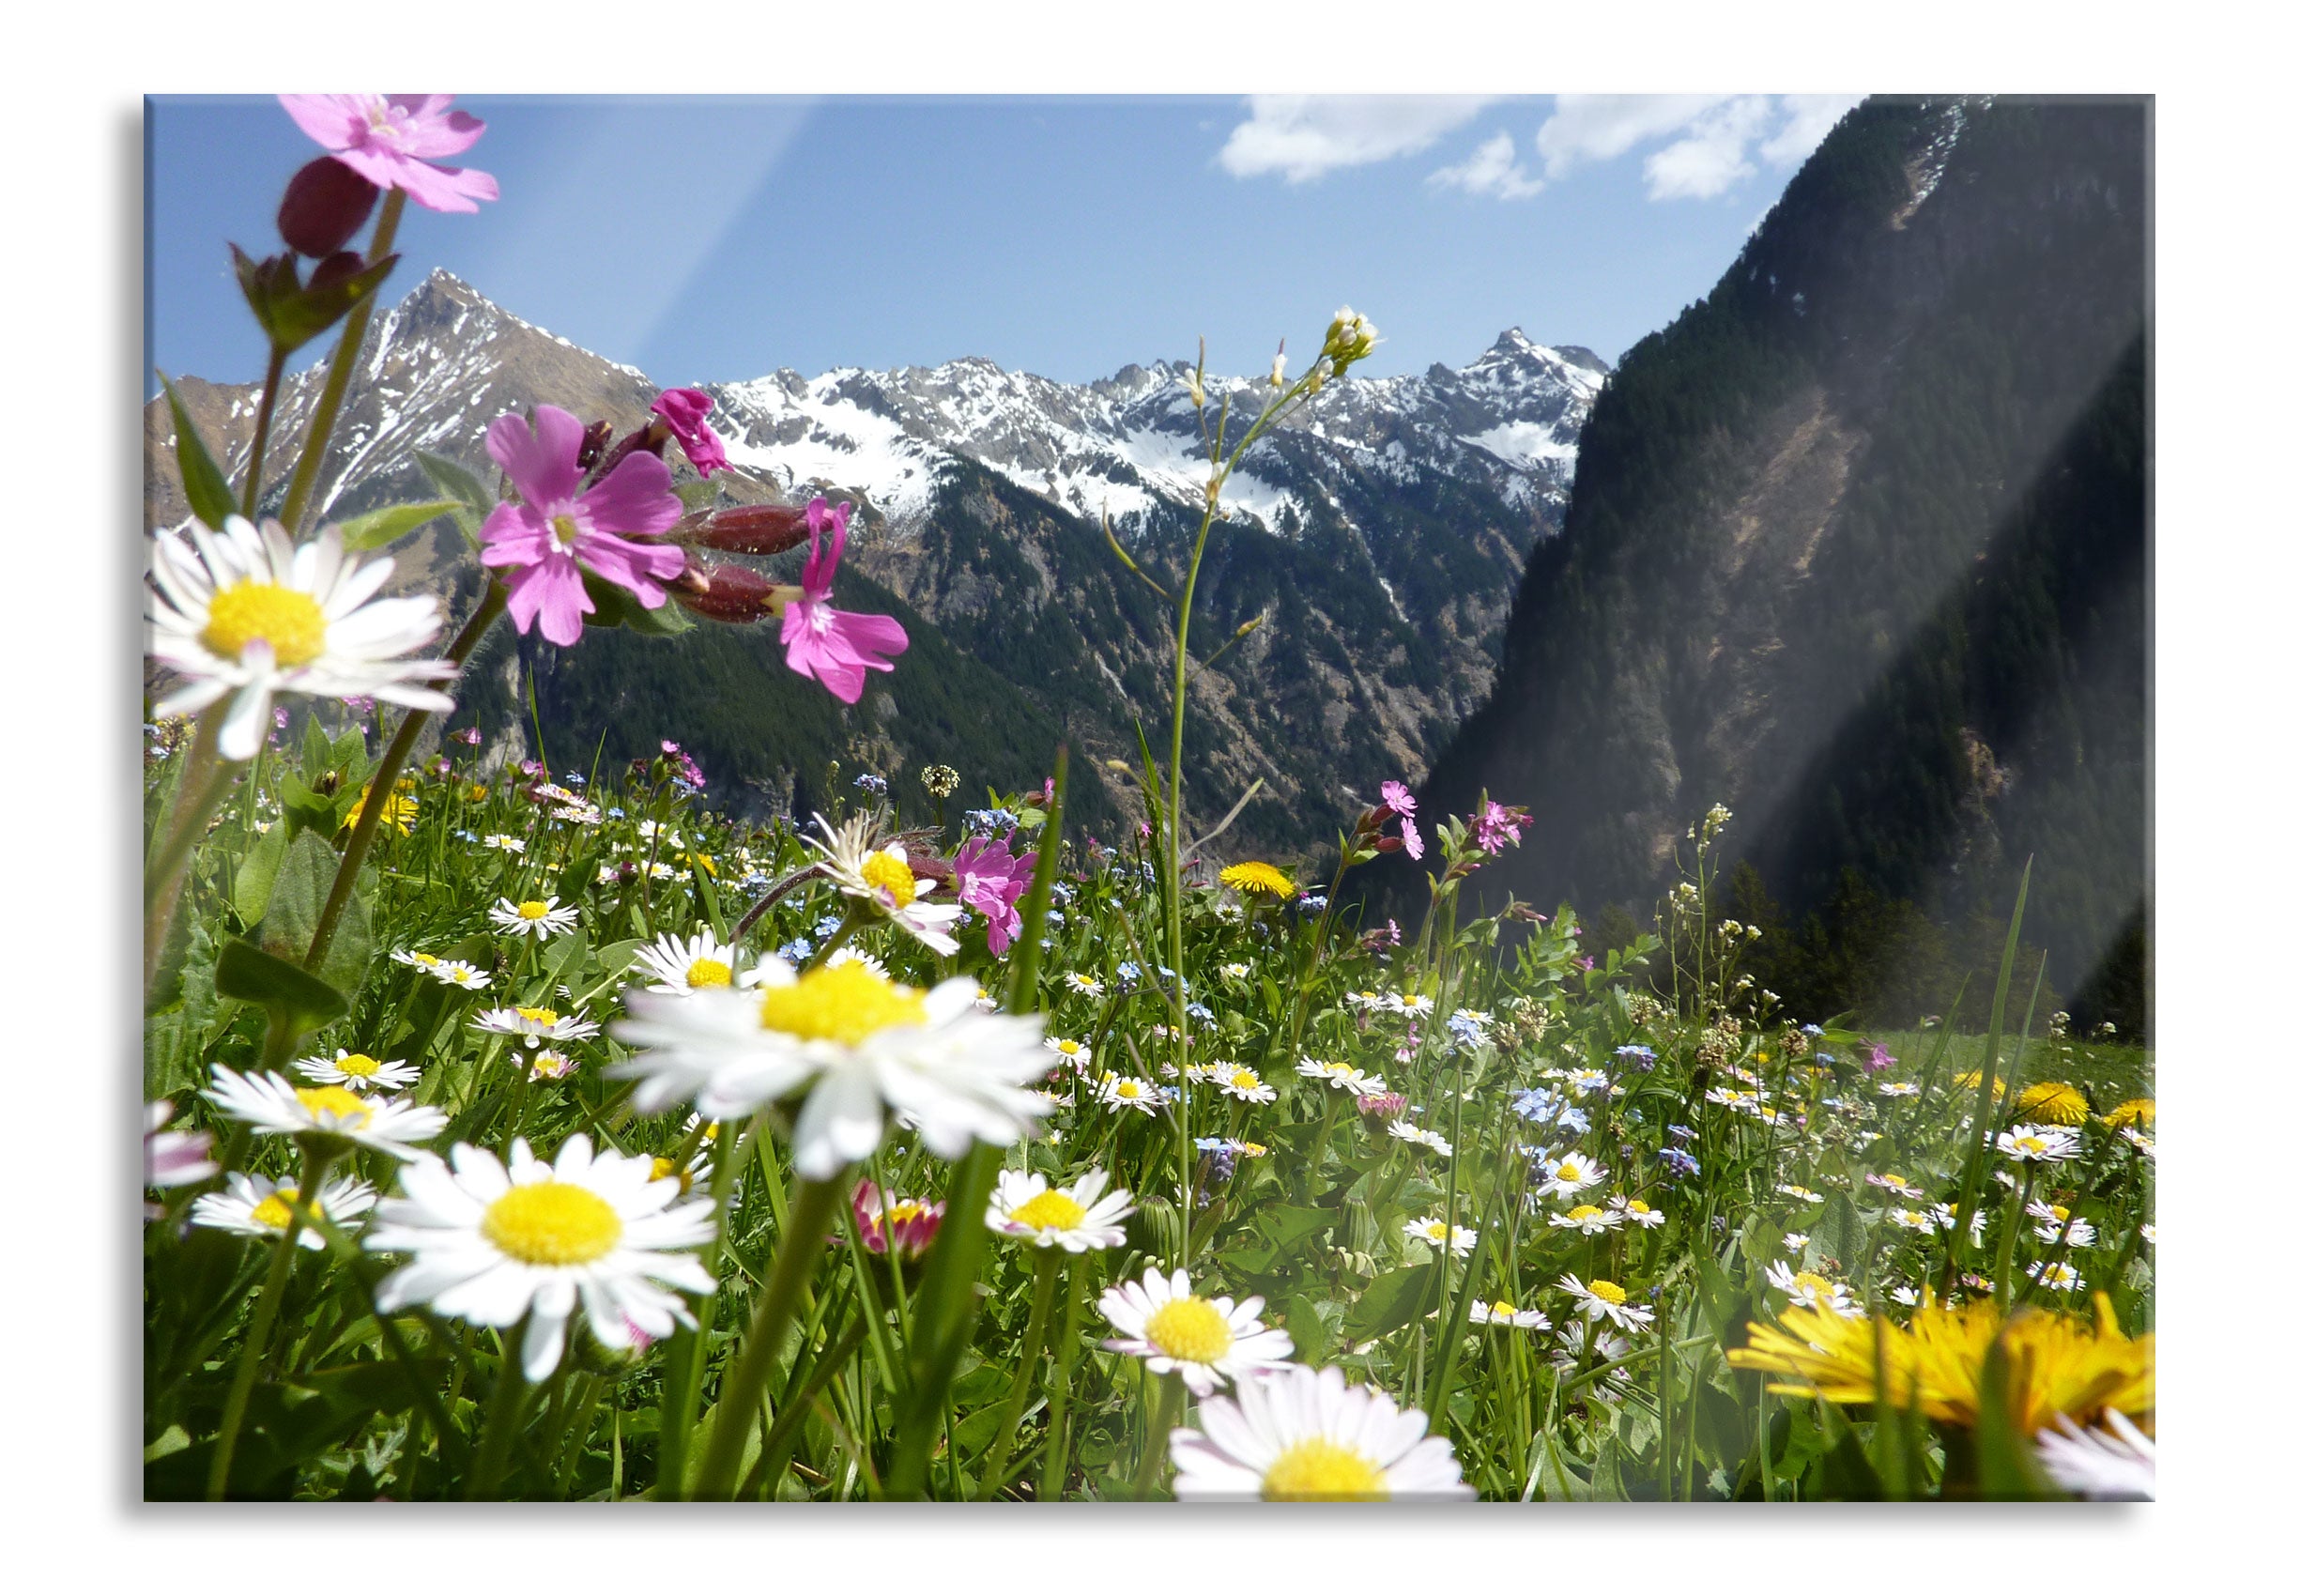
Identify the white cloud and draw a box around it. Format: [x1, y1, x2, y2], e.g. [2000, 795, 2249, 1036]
[1528, 94, 1864, 202]
[1218, 95, 1503, 183]
[1427, 131, 1544, 200]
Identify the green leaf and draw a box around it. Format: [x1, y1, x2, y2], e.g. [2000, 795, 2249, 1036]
[253, 828, 372, 998]
[578, 570, 635, 629]
[1283, 1294, 1338, 1366]
[333, 498, 463, 553]
[231, 821, 291, 925]
[1254, 1204, 1337, 1252]
[1975, 1334, 2062, 1499]
[1811, 1193, 1867, 1275]
[160, 375, 237, 530]
[675, 478, 718, 512]
[233, 244, 400, 353]
[1343, 1262, 1437, 1342]
[214, 937, 348, 1032]
[621, 590, 695, 637]
[416, 450, 495, 550]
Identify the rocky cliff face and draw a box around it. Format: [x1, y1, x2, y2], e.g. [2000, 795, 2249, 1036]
[146, 274, 1606, 854]
[1376, 96, 2149, 1020]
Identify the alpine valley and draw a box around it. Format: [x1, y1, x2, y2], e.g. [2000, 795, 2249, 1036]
[146, 275, 1606, 853]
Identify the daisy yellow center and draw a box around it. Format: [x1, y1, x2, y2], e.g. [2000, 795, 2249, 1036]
[758, 962, 926, 1047]
[886, 1200, 934, 1225]
[1793, 1272, 1834, 1297]
[1114, 1081, 1144, 1098]
[1566, 1205, 1603, 1222]
[2015, 1137, 2048, 1157]
[202, 579, 328, 668]
[549, 513, 583, 548]
[333, 1052, 382, 1079]
[482, 1181, 622, 1266]
[516, 900, 552, 920]
[652, 1157, 679, 1183]
[411, 952, 439, 966]
[1228, 1069, 1261, 1090]
[859, 850, 918, 908]
[294, 1085, 373, 1128]
[515, 1006, 560, 1026]
[685, 958, 733, 988]
[1056, 1039, 1084, 1055]
[1009, 1190, 1088, 1231]
[1262, 1438, 1387, 1501]
[1586, 1279, 1627, 1306]
[1627, 1201, 1651, 1214]
[1490, 1300, 1515, 1317]
[1143, 1296, 1233, 1363]
[250, 1188, 300, 1229]
[1556, 1161, 1583, 1181]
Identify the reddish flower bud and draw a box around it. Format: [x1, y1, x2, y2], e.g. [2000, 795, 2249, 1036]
[278, 157, 380, 257]
[575, 420, 613, 472]
[591, 421, 669, 483]
[305, 251, 368, 296]
[669, 561, 798, 624]
[696, 502, 812, 556]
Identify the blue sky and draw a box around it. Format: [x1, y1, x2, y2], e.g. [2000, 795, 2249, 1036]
[146, 94, 1860, 391]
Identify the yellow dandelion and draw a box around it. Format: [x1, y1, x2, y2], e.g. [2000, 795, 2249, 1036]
[2016, 1081, 2091, 1127]
[345, 780, 417, 836]
[1953, 1068, 2010, 1100]
[1219, 861, 1296, 898]
[2101, 1097, 2154, 1131]
[1727, 1294, 2152, 1436]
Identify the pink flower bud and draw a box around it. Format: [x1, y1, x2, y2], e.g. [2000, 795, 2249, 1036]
[670, 561, 799, 624]
[696, 502, 812, 556]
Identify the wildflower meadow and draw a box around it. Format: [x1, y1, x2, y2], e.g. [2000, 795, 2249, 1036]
[143, 96, 2154, 1503]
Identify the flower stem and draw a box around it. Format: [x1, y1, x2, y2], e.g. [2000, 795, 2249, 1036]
[277, 189, 406, 537]
[239, 342, 289, 518]
[978, 1251, 1060, 1494]
[302, 582, 507, 977]
[691, 1172, 848, 1501]
[467, 1335, 531, 1500]
[1037, 1261, 1086, 1501]
[1128, 1371, 1185, 1500]
[205, 1140, 333, 1499]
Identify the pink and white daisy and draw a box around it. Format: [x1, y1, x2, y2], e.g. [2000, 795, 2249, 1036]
[1098, 1266, 1293, 1395]
[1168, 1364, 1471, 1500]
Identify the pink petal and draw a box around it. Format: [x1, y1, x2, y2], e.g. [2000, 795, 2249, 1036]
[390, 97, 486, 158]
[578, 449, 682, 538]
[479, 502, 552, 566]
[486, 407, 584, 508]
[278, 95, 365, 153]
[829, 608, 907, 663]
[381, 156, 498, 213]
[503, 557, 590, 647]
[575, 530, 686, 600]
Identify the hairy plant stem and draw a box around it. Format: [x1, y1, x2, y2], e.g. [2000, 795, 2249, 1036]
[692, 1172, 848, 1500]
[205, 1139, 333, 1499]
[467, 1334, 532, 1499]
[1037, 1263, 1086, 1501]
[239, 342, 289, 518]
[1129, 1371, 1185, 1500]
[143, 701, 238, 1005]
[278, 189, 406, 536]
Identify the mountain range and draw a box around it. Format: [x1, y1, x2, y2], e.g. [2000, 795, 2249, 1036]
[146, 274, 1606, 853]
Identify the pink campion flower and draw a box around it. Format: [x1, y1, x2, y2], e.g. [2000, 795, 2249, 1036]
[1380, 779, 1417, 817]
[1474, 799, 1529, 852]
[1400, 816, 1424, 860]
[480, 405, 686, 647]
[778, 499, 910, 703]
[953, 832, 1037, 955]
[277, 95, 499, 213]
[650, 388, 728, 477]
[1863, 1042, 1897, 1075]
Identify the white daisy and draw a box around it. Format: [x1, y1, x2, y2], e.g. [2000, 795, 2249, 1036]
[1221, 961, 1251, 980]
[192, 1171, 376, 1250]
[489, 896, 579, 940]
[431, 959, 493, 990]
[2026, 1202, 2097, 1248]
[145, 1099, 217, 1190]
[529, 1049, 577, 1081]
[1763, 1260, 1858, 1313]
[365, 1135, 717, 1381]
[483, 834, 527, 854]
[204, 1065, 445, 1160]
[1343, 990, 1397, 1013]
[1214, 1065, 1277, 1104]
[1044, 1036, 1094, 1070]
[473, 1004, 601, 1050]
[1063, 972, 1106, 998]
[1403, 1216, 1478, 1257]
[1611, 1195, 1665, 1229]
[1097, 1266, 1294, 1395]
[1551, 1321, 1634, 1386]
[2034, 1409, 2154, 1500]
[1997, 1124, 2082, 1164]
[1558, 1273, 1654, 1329]
[636, 821, 683, 847]
[1548, 1203, 1623, 1235]
[610, 957, 1050, 1179]
[1096, 1073, 1169, 1115]
[391, 947, 448, 974]
[145, 515, 457, 760]
[1388, 1122, 1452, 1156]
[986, 1167, 1135, 1251]
[1468, 1298, 1551, 1331]
[1782, 1231, 1812, 1251]
[1886, 1206, 1937, 1235]
[1535, 1152, 1606, 1200]
[805, 813, 962, 955]
[631, 929, 759, 996]
[1778, 1183, 1826, 1205]
[1876, 1081, 1920, 1097]
[1169, 1364, 1472, 1500]
[293, 1048, 420, 1094]
[1562, 1067, 1612, 1097]
[1395, 993, 1434, 1018]
[2027, 1259, 2084, 1293]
